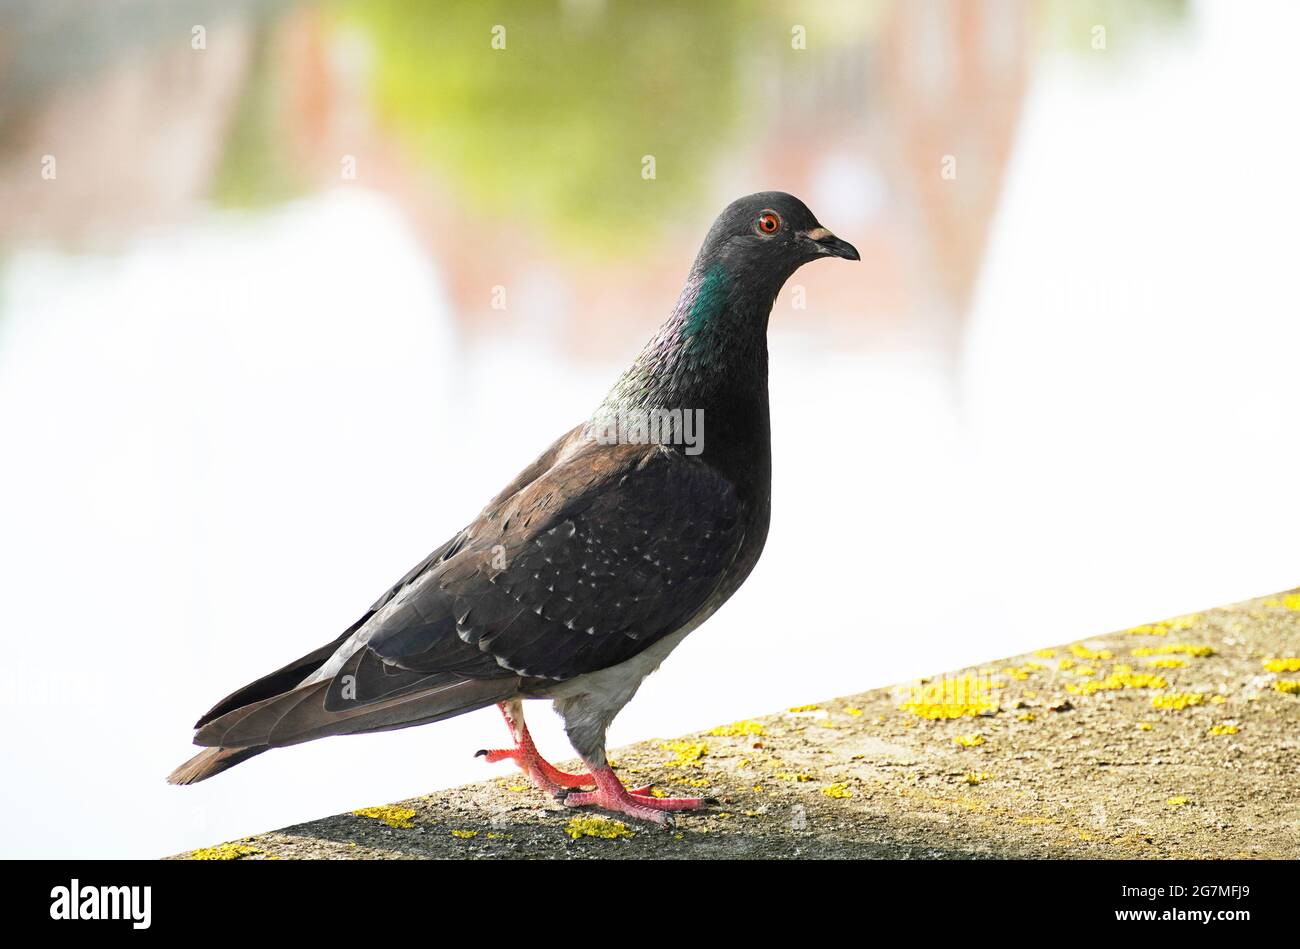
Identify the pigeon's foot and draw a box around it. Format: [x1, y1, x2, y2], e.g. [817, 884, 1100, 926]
[478, 701, 664, 807]
[476, 744, 658, 797]
[561, 766, 708, 826]
[476, 744, 593, 796]
[477, 699, 600, 798]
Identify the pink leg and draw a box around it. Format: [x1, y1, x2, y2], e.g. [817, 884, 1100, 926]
[562, 765, 709, 826]
[476, 701, 659, 798]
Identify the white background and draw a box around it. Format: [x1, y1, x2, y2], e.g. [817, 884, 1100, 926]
[1, 3, 1298, 857]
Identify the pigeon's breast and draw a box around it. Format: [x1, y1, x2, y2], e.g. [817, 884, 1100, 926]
[529, 490, 770, 712]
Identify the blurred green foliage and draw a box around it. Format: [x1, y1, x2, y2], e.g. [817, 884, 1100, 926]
[210, 28, 310, 210]
[1037, 0, 1189, 54]
[336, 0, 748, 257]
[207, 0, 1190, 254]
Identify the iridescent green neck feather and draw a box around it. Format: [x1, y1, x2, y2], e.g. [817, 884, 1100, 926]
[594, 259, 773, 425]
[680, 262, 729, 350]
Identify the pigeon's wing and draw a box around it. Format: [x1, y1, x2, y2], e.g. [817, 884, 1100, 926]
[364, 441, 746, 682]
[191, 538, 460, 729]
[190, 440, 744, 751]
[189, 426, 585, 731]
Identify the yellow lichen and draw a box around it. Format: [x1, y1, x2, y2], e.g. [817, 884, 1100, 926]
[1125, 614, 1202, 636]
[190, 841, 266, 861]
[1264, 657, 1300, 673]
[1152, 692, 1205, 710]
[450, 829, 478, 839]
[964, 772, 991, 785]
[788, 704, 820, 712]
[1262, 594, 1300, 610]
[1137, 722, 1154, 731]
[901, 701, 997, 719]
[899, 673, 999, 719]
[661, 740, 708, 767]
[1167, 796, 1190, 807]
[707, 719, 766, 737]
[352, 805, 417, 829]
[1145, 658, 1187, 668]
[1274, 680, 1300, 695]
[822, 782, 853, 799]
[774, 771, 814, 782]
[1132, 643, 1215, 658]
[1070, 644, 1113, 661]
[1017, 712, 1036, 722]
[563, 816, 634, 840]
[954, 733, 986, 747]
[1126, 624, 1166, 636]
[844, 706, 864, 716]
[1067, 671, 1167, 696]
[1207, 723, 1239, 736]
[1034, 648, 1056, 659]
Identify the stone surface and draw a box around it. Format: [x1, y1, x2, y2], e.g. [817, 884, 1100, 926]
[172, 590, 1300, 859]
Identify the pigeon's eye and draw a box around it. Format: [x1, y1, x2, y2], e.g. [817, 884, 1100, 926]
[756, 211, 781, 235]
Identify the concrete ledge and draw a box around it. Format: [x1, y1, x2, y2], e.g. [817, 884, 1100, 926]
[171, 590, 1300, 859]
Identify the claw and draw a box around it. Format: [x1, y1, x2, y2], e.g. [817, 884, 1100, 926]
[477, 704, 595, 794]
[562, 767, 708, 825]
[477, 702, 705, 824]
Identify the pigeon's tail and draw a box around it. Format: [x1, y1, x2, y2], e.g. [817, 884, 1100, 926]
[169, 672, 520, 784]
[167, 746, 267, 785]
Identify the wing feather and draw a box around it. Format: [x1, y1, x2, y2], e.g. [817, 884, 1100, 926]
[365, 441, 745, 681]
[182, 434, 744, 757]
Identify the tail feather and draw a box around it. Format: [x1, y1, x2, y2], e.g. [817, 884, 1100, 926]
[195, 675, 516, 750]
[169, 675, 519, 784]
[167, 746, 267, 785]
[197, 681, 332, 749]
[194, 629, 357, 729]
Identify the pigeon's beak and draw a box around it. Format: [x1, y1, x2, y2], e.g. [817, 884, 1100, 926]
[800, 226, 860, 261]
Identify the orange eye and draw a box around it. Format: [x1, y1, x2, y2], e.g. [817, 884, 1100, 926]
[756, 211, 781, 235]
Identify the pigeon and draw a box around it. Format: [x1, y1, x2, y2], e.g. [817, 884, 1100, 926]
[168, 191, 859, 824]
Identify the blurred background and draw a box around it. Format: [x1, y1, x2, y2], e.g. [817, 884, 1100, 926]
[2, 0, 1298, 858]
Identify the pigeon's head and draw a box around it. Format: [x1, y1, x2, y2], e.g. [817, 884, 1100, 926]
[696, 191, 859, 285]
[601, 191, 857, 416]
